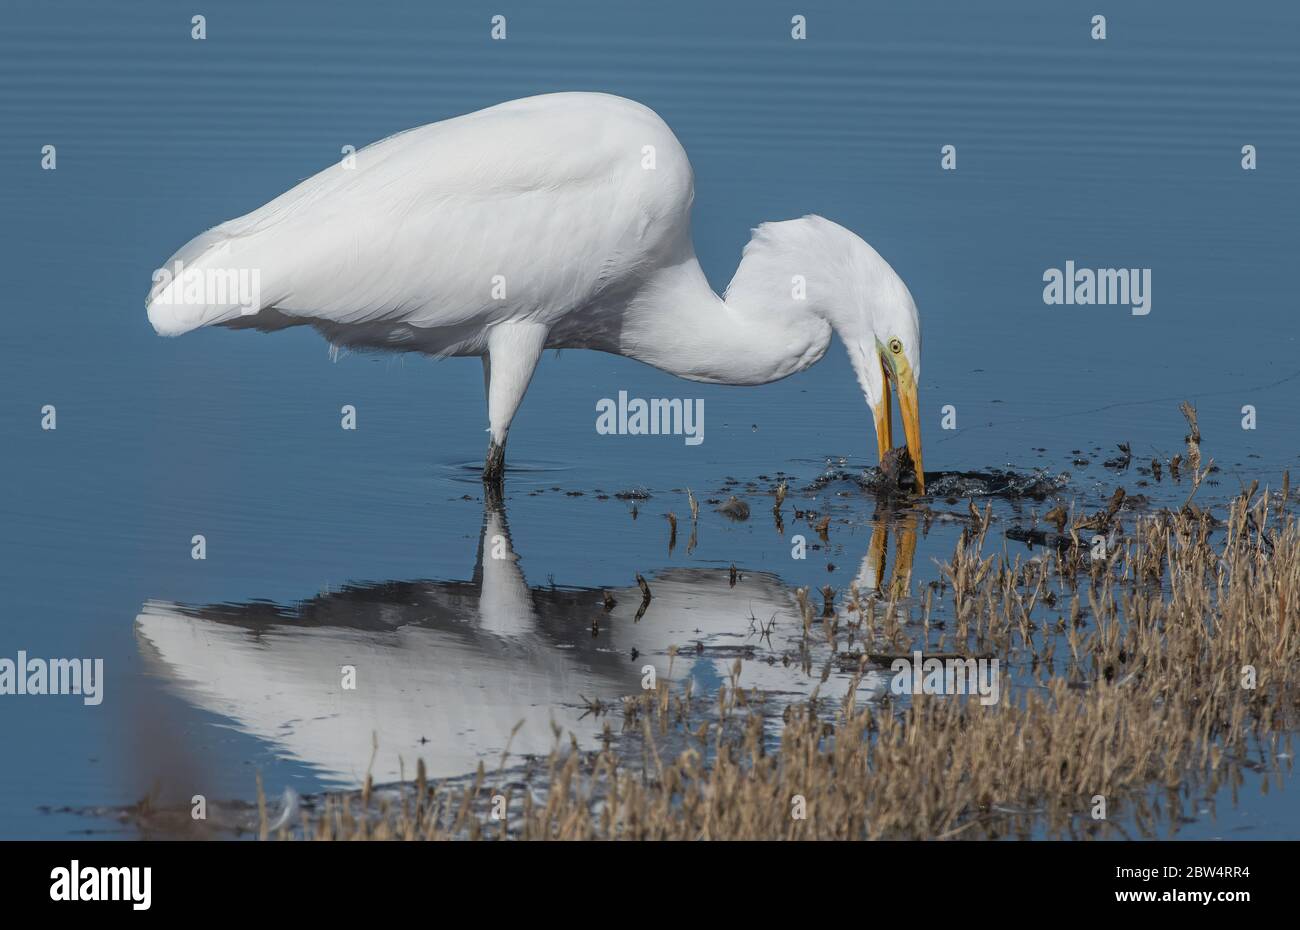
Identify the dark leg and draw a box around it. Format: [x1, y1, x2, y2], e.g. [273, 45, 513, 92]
[483, 438, 506, 488]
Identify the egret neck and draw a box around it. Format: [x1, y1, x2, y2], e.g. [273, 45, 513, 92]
[612, 218, 925, 492]
[616, 254, 832, 387]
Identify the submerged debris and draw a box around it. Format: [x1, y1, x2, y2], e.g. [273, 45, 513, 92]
[1043, 504, 1069, 533]
[716, 496, 751, 521]
[1074, 487, 1128, 532]
[1103, 442, 1133, 470]
[809, 462, 1068, 502]
[633, 573, 652, 622]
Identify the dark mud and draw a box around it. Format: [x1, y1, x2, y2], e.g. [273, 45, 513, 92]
[807, 465, 1070, 502]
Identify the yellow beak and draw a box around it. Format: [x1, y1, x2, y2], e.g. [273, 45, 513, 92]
[897, 369, 924, 494]
[873, 352, 925, 494]
[873, 354, 893, 461]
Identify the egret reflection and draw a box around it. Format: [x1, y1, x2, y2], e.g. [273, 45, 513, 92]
[134, 499, 915, 787]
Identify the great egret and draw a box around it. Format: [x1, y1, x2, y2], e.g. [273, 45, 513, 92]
[146, 92, 924, 489]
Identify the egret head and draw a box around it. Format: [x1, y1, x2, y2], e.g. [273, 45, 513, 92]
[854, 256, 924, 494]
[812, 218, 924, 493]
[726, 215, 925, 491]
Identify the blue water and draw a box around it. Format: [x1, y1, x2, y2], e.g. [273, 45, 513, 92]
[1, 0, 1298, 838]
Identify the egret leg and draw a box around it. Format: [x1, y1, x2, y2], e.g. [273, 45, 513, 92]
[482, 322, 550, 487]
[484, 439, 507, 488]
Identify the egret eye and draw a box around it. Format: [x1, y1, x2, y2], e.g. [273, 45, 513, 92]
[889, 338, 903, 355]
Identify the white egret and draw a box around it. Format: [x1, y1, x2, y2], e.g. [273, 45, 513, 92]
[146, 92, 924, 489]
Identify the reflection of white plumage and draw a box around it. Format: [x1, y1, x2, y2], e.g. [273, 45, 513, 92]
[134, 502, 891, 786]
[146, 92, 924, 487]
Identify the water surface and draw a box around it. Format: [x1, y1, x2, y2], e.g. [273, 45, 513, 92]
[1, 0, 1298, 838]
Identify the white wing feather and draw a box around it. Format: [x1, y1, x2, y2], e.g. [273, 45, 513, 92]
[146, 93, 693, 355]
